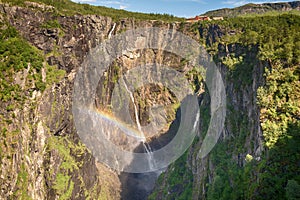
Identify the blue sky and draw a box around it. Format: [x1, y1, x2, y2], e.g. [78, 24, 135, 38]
[71, 0, 294, 17]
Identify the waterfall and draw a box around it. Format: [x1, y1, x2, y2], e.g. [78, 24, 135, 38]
[108, 23, 116, 39]
[142, 142, 155, 170]
[121, 77, 155, 170]
[122, 77, 144, 138]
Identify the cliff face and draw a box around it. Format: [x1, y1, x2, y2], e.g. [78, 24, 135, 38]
[1, 1, 299, 200]
[149, 24, 266, 200]
[0, 2, 192, 199]
[192, 30, 266, 200]
[0, 2, 266, 199]
[150, 13, 300, 199]
[0, 2, 116, 199]
[0, 2, 134, 199]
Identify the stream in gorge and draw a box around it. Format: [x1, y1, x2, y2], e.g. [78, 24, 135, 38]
[118, 95, 193, 200]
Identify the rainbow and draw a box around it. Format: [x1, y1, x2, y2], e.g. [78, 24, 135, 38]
[89, 107, 146, 141]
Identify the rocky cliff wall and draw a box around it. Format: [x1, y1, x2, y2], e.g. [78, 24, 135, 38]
[149, 23, 267, 200]
[0, 2, 194, 199]
[2, 1, 294, 200]
[0, 2, 120, 199]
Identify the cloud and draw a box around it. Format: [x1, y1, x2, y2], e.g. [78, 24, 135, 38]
[72, 0, 97, 3]
[222, 0, 290, 7]
[96, 0, 124, 5]
[162, 0, 207, 4]
[188, 0, 206, 3]
[72, 0, 131, 10]
[222, 0, 249, 6]
[119, 5, 127, 9]
[72, 0, 128, 6]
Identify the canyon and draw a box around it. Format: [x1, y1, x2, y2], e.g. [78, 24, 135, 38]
[0, 1, 299, 200]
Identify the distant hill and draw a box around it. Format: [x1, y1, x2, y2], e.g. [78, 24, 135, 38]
[203, 1, 300, 17]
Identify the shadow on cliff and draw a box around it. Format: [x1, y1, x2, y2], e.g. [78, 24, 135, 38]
[255, 121, 300, 199]
[118, 103, 182, 200]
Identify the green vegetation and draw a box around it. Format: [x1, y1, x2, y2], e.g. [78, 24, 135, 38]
[149, 151, 193, 200]
[0, 25, 44, 100]
[203, 2, 300, 18]
[45, 65, 66, 87]
[46, 136, 93, 199]
[208, 13, 299, 64]
[0, 26, 43, 72]
[150, 12, 300, 200]
[205, 108, 254, 200]
[253, 122, 300, 199]
[286, 179, 300, 200]
[239, 9, 300, 18]
[0, 21, 66, 199]
[47, 137, 79, 171]
[199, 13, 300, 200]
[96, 63, 121, 111]
[2, 0, 183, 22]
[185, 66, 205, 93]
[40, 19, 65, 37]
[199, 13, 300, 87]
[257, 64, 299, 147]
[40, 19, 61, 29]
[0, 24, 65, 99]
[53, 173, 74, 200]
[1, 1, 299, 199]
[14, 164, 32, 199]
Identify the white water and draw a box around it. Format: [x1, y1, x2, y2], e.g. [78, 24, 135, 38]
[142, 142, 155, 170]
[108, 23, 116, 39]
[122, 78, 155, 170]
[122, 78, 144, 139]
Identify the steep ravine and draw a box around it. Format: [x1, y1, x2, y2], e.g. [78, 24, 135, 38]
[149, 15, 300, 200]
[151, 27, 268, 199]
[1, 1, 299, 200]
[149, 28, 266, 199]
[0, 1, 194, 199]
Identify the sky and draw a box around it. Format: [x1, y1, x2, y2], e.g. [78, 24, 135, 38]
[71, 0, 294, 17]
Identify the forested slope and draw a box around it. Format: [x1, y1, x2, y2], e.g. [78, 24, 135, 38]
[150, 13, 300, 200]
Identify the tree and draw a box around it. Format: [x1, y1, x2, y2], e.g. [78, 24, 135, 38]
[286, 180, 300, 200]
